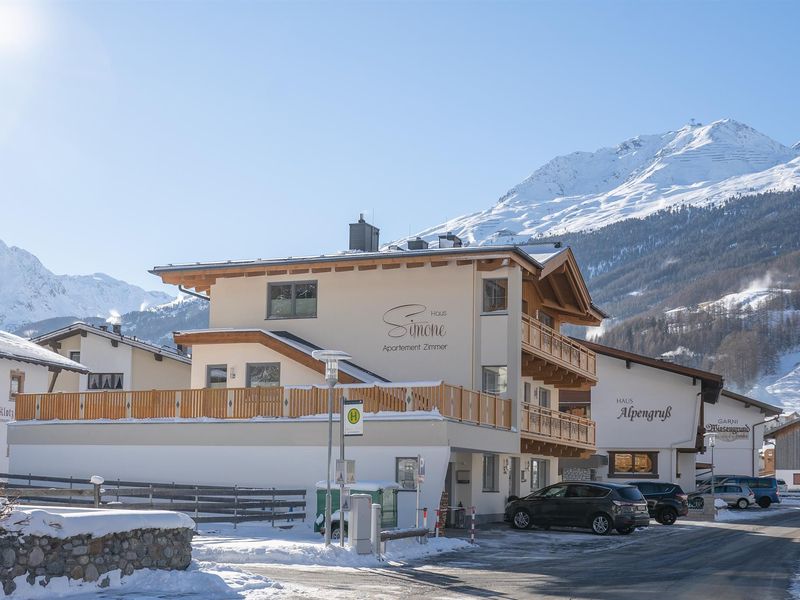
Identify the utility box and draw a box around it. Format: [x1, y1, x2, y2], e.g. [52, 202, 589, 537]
[349, 494, 372, 554]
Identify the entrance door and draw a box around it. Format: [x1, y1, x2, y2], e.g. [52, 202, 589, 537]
[444, 462, 454, 527]
[509, 457, 520, 498]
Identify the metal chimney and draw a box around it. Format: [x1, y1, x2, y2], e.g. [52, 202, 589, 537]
[407, 237, 429, 250]
[349, 214, 380, 252]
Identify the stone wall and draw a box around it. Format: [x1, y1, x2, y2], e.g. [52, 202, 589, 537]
[0, 527, 193, 596]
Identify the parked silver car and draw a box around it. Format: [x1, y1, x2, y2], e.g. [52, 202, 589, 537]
[689, 484, 756, 509]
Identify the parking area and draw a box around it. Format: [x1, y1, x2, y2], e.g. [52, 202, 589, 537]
[244, 506, 800, 600]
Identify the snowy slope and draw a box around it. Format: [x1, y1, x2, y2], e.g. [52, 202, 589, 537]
[402, 119, 800, 246]
[0, 239, 172, 329]
[749, 349, 800, 413]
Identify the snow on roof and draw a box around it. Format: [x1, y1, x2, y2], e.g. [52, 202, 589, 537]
[32, 322, 191, 364]
[175, 328, 389, 383]
[0, 331, 88, 373]
[151, 242, 567, 274]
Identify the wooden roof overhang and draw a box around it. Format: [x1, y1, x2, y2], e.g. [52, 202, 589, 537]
[523, 248, 604, 326]
[151, 248, 550, 296]
[173, 330, 365, 384]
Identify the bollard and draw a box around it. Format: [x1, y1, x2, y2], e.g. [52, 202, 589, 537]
[470, 506, 476, 545]
[435, 509, 440, 538]
[423, 507, 428, 530]
[370, 503, 382, 559]
[90, 475, 104, 508]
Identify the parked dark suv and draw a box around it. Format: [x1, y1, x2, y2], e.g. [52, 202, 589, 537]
[504, 482, 650, 535]
[627, 481, 689, 525]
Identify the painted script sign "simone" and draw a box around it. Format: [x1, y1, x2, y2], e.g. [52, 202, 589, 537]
[382, 304, 449, 353]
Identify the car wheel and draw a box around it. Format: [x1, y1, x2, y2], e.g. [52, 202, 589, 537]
[690, 497, 704, 509]
[737, 498, 749, 510]
[616, 526, 635, 535]
[758, 497, 771, 509]
[511, 509, 532, 530]
[657, 507, 678, 525]
[591, 513, 612, 536]
[331, 522, 347, 540]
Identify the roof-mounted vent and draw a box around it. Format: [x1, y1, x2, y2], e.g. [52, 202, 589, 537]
[408, 237, 429, 250]
[438, 232, 462, 248]
[349, 214, 380, 252]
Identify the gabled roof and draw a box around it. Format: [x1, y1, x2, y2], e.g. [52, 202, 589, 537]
[151, 242, 605, 326]
[720, 389, 782, 416]
[577, 338, 723, 403]
[172, 328, 390, 384]
[765, 417, 800, 438]
[31, 322, 191, 365]
[0, 331, 88, 373]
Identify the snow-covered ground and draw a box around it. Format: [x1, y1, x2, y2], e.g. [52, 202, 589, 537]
[749, 347, 800, 412]
[715, 496, 800, 522]
[193, 522, 469, 568]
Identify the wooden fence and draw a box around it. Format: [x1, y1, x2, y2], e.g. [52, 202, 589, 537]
[0, 472, 305, 525]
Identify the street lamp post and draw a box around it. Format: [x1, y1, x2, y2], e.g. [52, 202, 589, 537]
[311, 349, 352, 548]
[703, 432, 717, 499]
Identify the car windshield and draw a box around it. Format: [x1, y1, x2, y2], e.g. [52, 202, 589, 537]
[616, 486, 645, 501]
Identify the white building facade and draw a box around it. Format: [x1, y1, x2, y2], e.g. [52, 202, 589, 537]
[0, 331, 87, 472]
[10, 226, 604, 526]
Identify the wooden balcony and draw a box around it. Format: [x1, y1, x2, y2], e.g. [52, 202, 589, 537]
[520, 403, 596, 457]
[14, 382, 512, 431]
[521, 314, 597, 388]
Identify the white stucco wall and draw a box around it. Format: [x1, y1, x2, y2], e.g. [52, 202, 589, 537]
[75, 334, 133, 391]
[590, 354, 702, 484]
[0, 358, 50, 472]
[698, 394, 773, 477]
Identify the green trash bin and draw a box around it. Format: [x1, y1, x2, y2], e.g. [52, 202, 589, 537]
[314, 480, 399, 537]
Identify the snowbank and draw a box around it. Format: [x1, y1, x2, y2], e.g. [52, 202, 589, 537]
[7, 563, 281, 599]
[2, 506, 195, 539]
[192, 522, 469, 567]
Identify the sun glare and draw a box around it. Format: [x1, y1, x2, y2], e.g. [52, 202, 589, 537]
[0, 2, 43, 54]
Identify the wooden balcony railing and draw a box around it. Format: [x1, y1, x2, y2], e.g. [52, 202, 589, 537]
[521, 314, 597, 381]
[14, 382, 513, 430]
[520, 403, 596, 450]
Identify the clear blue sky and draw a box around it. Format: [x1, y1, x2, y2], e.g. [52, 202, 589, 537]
[1, 0, 798, 291]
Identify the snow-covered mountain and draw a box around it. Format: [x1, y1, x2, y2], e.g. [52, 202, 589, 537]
[402, 119, 800, 246]
[0, 239, 173, 330]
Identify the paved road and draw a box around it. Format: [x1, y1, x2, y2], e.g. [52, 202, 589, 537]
[249, 510, 800, 600]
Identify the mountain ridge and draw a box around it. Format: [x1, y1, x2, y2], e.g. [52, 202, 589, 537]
[400, 119, 800, 247]
[0, 239, 173, 330]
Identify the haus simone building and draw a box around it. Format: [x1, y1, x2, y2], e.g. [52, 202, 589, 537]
[9, 218, 605, 525]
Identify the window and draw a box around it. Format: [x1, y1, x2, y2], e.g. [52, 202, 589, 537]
[536, 484, 567, 498]
[523, 382, 531, 404]
[267, 281, 317, 319]
[537, 310, 555, 329]
[9, 370, 24, 398]
[88, 373, 123, 390]
[246, 363, 280, 388]
[538, 387, 551, 409]
[482, 279, 508, 313]
[69, 351, 81, 363]
[482, 366, 507, 395]
[206, 365, 228, 389]
[609, 451, 658, 478]
[482, 454, 499, 492]
[531, 458, 549, 491]
[566, 484, 608, 498]
[396, 457, 419, 491]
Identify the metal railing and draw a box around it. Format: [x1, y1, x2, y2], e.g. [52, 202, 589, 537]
[521, 314, 597, 380]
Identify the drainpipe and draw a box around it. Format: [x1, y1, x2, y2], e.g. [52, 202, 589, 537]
[178, 285, 210, 301]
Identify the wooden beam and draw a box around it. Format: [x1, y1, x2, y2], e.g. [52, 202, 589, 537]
[406, 262, 425, 269]
[357, 264, 378, 271]
[431, 261, 449, 268]
[311, 267, 332, 273]
[334, 266, 355, 272]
